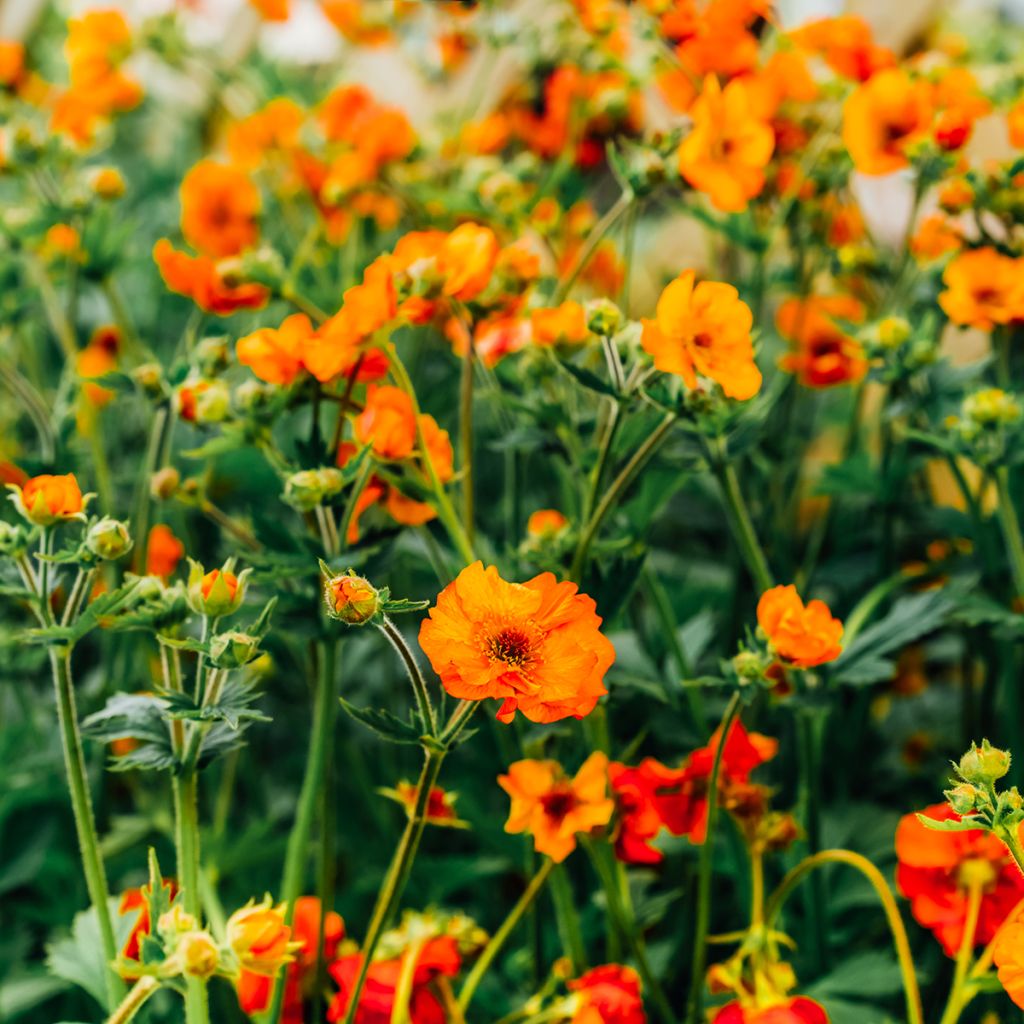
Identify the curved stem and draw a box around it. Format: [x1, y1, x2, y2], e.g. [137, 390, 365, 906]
[570, 412, 676, 583]
[105, 976, 159, 1024]
[764, 849, 923, 1024]
[685, 693, 741, 1024]
[378, 616, 436, 735]
[50, 647, 124, 1009]
[458, 859, 555, 1013]
[937, 881, 983, 1024]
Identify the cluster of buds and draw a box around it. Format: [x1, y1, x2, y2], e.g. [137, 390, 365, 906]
[375, 908, 486, 963]
[859, 315, 938, 382]
[945, 387, 1023, 466]
[283, 467, 345, 512]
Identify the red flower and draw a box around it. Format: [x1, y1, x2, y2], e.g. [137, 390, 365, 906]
[896, 803, 1024, 956]
[327, 936, 461, 1024]
[568, 964, 646, 1024]
[712, 996, 829, 1023]
[608, 759, 687, 865]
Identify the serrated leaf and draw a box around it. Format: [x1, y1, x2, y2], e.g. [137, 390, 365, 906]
[338, 697, 423, 744]
[915, 813, 983, 831]
[558, 360, 619, 397]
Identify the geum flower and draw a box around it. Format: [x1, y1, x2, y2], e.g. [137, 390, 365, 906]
[641, 270, 762, 400]
[677, 75, 774, 213]
[896, 803, 1024, 956]
[180, 159, 260, 259]
[711, 997, 828, 1023]
[992, 905, 1024, 1009]
[568, 964, 646, 1024]
[776, 295, 867, 389]
[417, 561, 615, 724]
[226, 897, 298, 977]
[938, 248, 1024, 330]
[756, 585, 843, 668]
[237, 896, 344, 1023]
[608, 758, 688, 864]
[9, 472, 86, 526]
[327, 935, 460, 1024]
[499, 752, 614, 862]
[154, 239, 268, 316]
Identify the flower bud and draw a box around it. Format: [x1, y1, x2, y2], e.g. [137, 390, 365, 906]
[283, 468, 344, 512]
[958, 740, 1011, 785]
[324, 571, 380, 625]
[962, 388, 1022, 429]
[9, 473, 86, 526]
[945, 783, 981, 815]
[85, 517, 133, 560]
[732, 650, 765, 682]
[235, 379, 275, 416]
[158, 904, 198, 938]
[131, 362, 165, 397]
[226, 898, 295, 977]
[0, 520, 29, 556]
[178, 379, 231, 425]
[584, 298, 622, 338]
[239, 246, 285, 289]
[88, 166, 126, 200]
[209, 630, 261, 669]
[187, 561, 247, 617]
[151, 467, 180, 500]
[876, 316, 911, 349]
[176, 931, 220, 979]
[195, 336, 230, 376]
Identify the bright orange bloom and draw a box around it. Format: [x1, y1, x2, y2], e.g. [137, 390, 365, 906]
[531, 302, 590, 346]
[678, 76, 774, 213]
[227, 98, 304, 169]
[932, 68, 990, 151]
[992, 907, 1024, 1009]
[789, 15, 894, 82]
[327, 575, 379, 624]
[842, 69, 933, 176]
[12, 473, 84, 525]
[756, 585, 843, 668]
[249, 0, 289, 19]
[77, 325, 120, 407]
[0, 40, 25, 88]
[527, 509, 569, 538]
[45, 224, 81, 260]
[180, 160, 260, 259]
[391, 782, 462, 825]
[938, 248, 1024, 330]
[569, 964, 646, 1024]
[641, 270, 761, 400]
[608, 758, 687, 864]
[437, 223, 500, 302]
[1009, 99, 1024, 148]
[418, 561, 615, 724]
[146, 525, 185, 580]
[237, 896, 344, 1022]
[499, 752, 614, 862]
[355, 386, 417, 461]
[317, 84, 415, 175]
[938, 178, 974, 213]
[153, 239, 268, 316]
[227, 899, 295, 977]
[201, 569, 239, 603]
[911, 214, 962, 261]
[776, 295, 867, 389]
[237, 314, 314, 386]
[712, 997, 829, 1023]
[896, 804, 1024, 956]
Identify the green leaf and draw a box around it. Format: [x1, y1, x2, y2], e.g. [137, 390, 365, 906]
[0, 972, 70, 1019]
[557, 360, 619, 397]
[915, 812, 983, 831]
[338, 697, 423, 744]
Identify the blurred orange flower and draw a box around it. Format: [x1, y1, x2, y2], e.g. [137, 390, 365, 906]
[641, 270, 761, 400]
[789, 15, 894, 82]
[227, 898, 296, 977]
[527, 509, 569, 538]
[146, 524, 185, 580]
[992, 907, 1024, 1009]
[237, 314, 313, 387]
[418, 561, 614, 724]
[711, 997, 828, 1023]
[756, 585, 843, 668]
[776, 295, 867, 389]
[678, 75, 774, 213]
[499, 752, 614, 862]
[153, 239, 268, 316]
[227, 98, 304, 169]
[938, 247, 1024, 330]
[532, 302, 590, 346]
[911, 214, 962, 262]
[356, 386, 417, 461]
[437, 223, 500, 302]
[180, 160, 260, 259]
[77, 326, 121, 407]
[11, 473, 84, 525]
[569, 964, 646, 1024]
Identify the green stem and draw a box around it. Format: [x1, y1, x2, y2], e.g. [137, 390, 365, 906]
[460, 331, 476, 549]
[457, 859, 555, 1013]
[937, 881, 983, 1024]
[268, 638, 339, 1023]
[338, 459, 373, 550]
[548, 863, 586, 975]
[50, 647, 123, 1009]
[706, 437, 773, 592]
[764, 850, 923, 1024]
[377, 616, 436, 735]
[570, 412, 676, 583]
[554, 191, 633, 303]
[994, 467, 1024, 601]
[105, 976, 159, 1024]
[796, 710, 827, 973]
[132, 405, 170, 574]
[685, 693, 741, 1024]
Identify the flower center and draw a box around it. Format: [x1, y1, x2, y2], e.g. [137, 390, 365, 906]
[957, 856, 998, 891]
[485, 627, 533, 667]
[541, 785, 577, 822]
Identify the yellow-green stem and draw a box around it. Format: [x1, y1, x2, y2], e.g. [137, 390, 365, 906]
[105, 976, 159, 1024]
[937, 881, 983, 1024]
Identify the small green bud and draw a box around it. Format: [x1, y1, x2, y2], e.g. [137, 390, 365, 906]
[85, 517, 133, 560]
[283, 468, 344, 512]
[945, 783, 980, 816]
[732, 650, 765, 682]
[958, 740, 1011, 785]
[209, 630, 261, 669]
[584, 298, 622, 338]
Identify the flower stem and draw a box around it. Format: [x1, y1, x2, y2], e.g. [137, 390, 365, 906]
[268, 637, 339, 1023]
[685, 692, 741, 1024]
[50, 647, 124, 1009]
[460, 331, 476, 549]
[570, 412, 676, 583]
[457, 859, 555, 1013]
[937, 881, 983, 1024]
[548, 863, 586, 974]
[105, 976, 159, 1024]
[764, 849, 923, 1024]
[377, 616, 437, 735]
[554, 191, 633, 303]
[994, 467, 1024, 602]
[705, 436, 773, 593]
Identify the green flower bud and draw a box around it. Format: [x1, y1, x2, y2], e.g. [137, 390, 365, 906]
[194, 336, 230, 376]
[585, 298, 622, 338]
[283, 468, 344, 512]
[958, 740, 1011, 785]
[209, 630, 261, 669]
[0, 520, 29, 557]
[945, 783, 981, 816]
[187, 560, 249, 617]
[732, 650, 765, 681]
[85, 517, 133, 560]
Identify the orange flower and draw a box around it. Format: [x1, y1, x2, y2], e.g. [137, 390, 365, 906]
[789, 15, 894, 82]
[938, 248, 1024, 330]
[896, 804, 1024, 956]
[418, 561, 614, 724]
[227, 898, 296, 977]
[327, 574, 379, 625]
[237, 896, 344, 1020]
[1009, 99, 1024, 148]
[77, 325, 121, 407]
[911, 214, 962, 261]
[153, 239, 268, 316]
[237, 314, 314, 386]
[0, 40, 25, 88]
[568, 964, 646, 1024]
[249, 0, 289, 19]
[227, 98, 304, 169]
[146, 524, 185, 580]
[180, 160, 260, 259]
[756, 585, 843, 668]
[711, 997, 829, 1023]
[641, 270, 761, 400]
[45, 224, 81, 260]
[993, 907, 1024, 1008]
[201, 569, 239, 603]
[389, 781, 462, 826]
[938, 178, 974, 213]
[355, 386, 417, 461]
[842, 68, 933, 176]
[531, 302, 590, 346]
[11, 473, 85, 525]
[608, 758, 687, 864]
[776, 295, 867, 389]
[678, 76, 774, 213]
[499, 752, 614, 862]
[527, 509, 569, 538]
[437, 223, 499, 302]
[932, 68, 990, 152]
